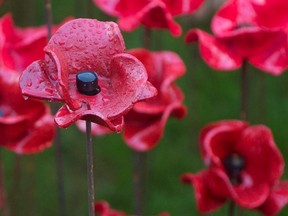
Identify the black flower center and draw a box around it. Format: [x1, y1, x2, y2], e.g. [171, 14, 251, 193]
[223, 153, 245, 184]
[76, 71, 101, 96]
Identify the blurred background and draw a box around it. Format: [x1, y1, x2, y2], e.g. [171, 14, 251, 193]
[1, 0, 288, 215]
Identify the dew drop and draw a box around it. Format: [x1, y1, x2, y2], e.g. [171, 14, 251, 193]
[99, 44, 107, 49]
[50, 74, 58, 81]
[72, 22, 77, 29]
[59, 40, 65, 45]
[45, 88, 54, 95]
[27, 81, 32, 87]
[39, 78, 45, 83]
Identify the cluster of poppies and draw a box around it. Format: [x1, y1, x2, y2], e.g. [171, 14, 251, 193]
[1, 0, 288, 215]
[181, 0, 288, 215]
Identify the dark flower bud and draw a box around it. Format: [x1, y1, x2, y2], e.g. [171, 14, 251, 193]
[76, 71, 101, 96]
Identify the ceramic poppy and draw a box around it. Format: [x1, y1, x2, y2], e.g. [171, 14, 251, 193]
[20, 19, 157, 132]
[93, 0, 204, 36]
[123, 48, 187, 151]
[181, 120, 288, 215]
[0, 67, 55, 154]
[185, 0, 288, 75]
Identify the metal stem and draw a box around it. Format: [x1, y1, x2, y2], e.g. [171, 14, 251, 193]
[0, 150, 9, 216]
[133, 152, 146, 215]
[86, 121, 95, 216]
[240, 59, 248, 121]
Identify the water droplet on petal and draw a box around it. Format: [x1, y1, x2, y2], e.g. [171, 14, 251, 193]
[72, 22, 77, 29]
[45, 88, 54, 95]
[59, 40, 65, 45]
[26, 81, 32, 87]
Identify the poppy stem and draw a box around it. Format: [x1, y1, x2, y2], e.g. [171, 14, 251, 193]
[0, 150, 9, 216]
[240, 59, 248, 121]
[143, 28, 151, 49]
[132, 26, 152, 216]
[44, 1, 67, 215]
[54, 124, 67, 216]
[133, 152, 146, 215]
[87, 0, 94, 18]
[86, 120, 95, 216]
[44, 0, 52, 39]
[228, 200, 236, 216]
[233, 60, 249, 216]
[258, 72, 266, 123]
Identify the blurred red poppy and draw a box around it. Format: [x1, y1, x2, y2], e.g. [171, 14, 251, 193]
[185, 0, 288, 75]
[78, 49, 186, 151]
[123, 49, 187, 151]
[0, 13, 68, 72]
[93, 0, 204, 36]
[0, 68, 55, 154]
[0, 13, 56, 154]
[95, 200, 170, 216]
[181, 120, 288, 215]
[20, 19, 157, 132]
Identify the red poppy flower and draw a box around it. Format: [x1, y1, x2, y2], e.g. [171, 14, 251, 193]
[185, 0, 288, 75]
[123, 49, 186, 151]
[181, 120, 288, 215]
[0, 67, 55, 154]
[20, 19, 157, 132]
[0, 13, 56, 154]
[93, 0, 204, 36]
[95, 200, 170, 216]
[78, 48, 186, 151]
[0, 13, 68, 72]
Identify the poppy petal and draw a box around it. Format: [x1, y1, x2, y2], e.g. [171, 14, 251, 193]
[94, 200, 127, 215]
[55, 104, 124, 132]
[236, 125, 284, 186]
[124, 101, 184, 151]
[166, 0, 204, 16]
[209, 168, 270, 208]
[118, 1, 182, 36]
[258, 181, 288, 216]
[252, 0, 288, 29]
[19, 60, 61, 101]
[249, 33, 288, 75]
[181, 171, 226, 213]
[200, 120, 248, 167]
[186, 30, 242, 71]
[4, 106, 55, 154]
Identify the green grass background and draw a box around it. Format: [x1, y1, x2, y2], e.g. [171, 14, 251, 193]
[1, 0, 288, 215]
